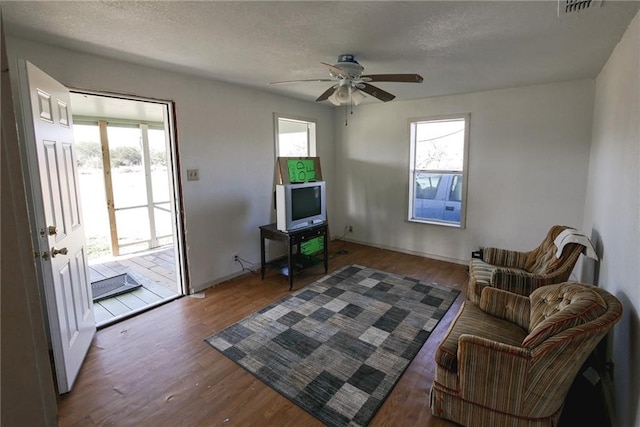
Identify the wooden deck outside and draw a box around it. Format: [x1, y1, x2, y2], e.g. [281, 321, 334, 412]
[89, 246, 181, 326]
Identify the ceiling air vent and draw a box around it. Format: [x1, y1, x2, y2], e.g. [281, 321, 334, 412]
[559, 0, 603, 15]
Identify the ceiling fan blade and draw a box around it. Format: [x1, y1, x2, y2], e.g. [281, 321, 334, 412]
[359, 83, 396, 102]
[316, 86, 337, 102]
[361, 74, 424, 83]
[321, 62, 350, 78]
[270, 78, 334, 85]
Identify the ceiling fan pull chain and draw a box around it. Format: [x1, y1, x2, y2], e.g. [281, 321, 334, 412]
[350, 93, 354, 116]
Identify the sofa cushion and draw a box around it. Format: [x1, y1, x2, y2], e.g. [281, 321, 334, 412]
[436, 301, 528, 372]
[522, 283, 607, 348]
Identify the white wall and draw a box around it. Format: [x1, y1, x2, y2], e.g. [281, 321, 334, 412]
[583, 11, 640, 427]
[334, 80, 594, 264]
[7, 37, 335, 292]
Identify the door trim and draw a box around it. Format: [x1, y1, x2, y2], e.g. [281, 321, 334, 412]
[68, 89, 189, 296]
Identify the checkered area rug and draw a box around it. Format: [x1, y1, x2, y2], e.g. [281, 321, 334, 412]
[205, 264, 459, 427]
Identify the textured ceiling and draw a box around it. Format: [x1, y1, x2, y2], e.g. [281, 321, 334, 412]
[3, 1, 639, 105]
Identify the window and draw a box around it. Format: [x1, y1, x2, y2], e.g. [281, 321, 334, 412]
[274, 115, 316, 157]
[408, 114, 469, 227]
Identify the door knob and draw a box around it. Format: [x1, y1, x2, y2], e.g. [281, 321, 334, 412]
[51, 247, 68, 257]
[48, 225, 58, 235]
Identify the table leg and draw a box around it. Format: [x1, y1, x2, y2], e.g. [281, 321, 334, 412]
[323, 232, 329, 273]
[288, 239, 294, 291]
[260, 234, 266, 280]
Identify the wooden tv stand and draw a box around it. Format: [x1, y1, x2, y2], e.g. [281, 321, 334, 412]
[259, 222, 328, 290]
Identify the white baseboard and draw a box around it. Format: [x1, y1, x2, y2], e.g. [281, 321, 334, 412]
[335, 237, 468, 266]
[191, 269, 251, 294]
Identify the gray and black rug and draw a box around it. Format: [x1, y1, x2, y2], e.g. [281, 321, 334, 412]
[205, 264, 459, 427]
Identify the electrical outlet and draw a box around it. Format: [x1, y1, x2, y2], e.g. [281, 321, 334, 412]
[348, 226, 353, 233]
[187, 169, 199, 181]
[232, 253, 239, 262]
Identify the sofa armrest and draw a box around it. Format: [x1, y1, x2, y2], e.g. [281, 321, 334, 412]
[458, 334, 531, 414]
[483, 247, 530, 269]
[479, 287, 531, 330]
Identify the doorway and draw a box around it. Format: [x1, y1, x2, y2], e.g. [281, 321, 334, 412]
[69, 92, 185, 327]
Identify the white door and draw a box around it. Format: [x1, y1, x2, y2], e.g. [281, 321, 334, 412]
[17, 61, 95, 393]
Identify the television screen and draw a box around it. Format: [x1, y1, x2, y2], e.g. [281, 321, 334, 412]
[275, 181, 326, 232]
[291, 186, 322, 220]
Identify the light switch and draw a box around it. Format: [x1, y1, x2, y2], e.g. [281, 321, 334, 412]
[187, 169, 199, 181]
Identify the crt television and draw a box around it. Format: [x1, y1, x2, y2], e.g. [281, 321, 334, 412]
[276, 181, 326, 232]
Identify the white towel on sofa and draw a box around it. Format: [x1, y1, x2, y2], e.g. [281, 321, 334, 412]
[554, 228, 598, 260]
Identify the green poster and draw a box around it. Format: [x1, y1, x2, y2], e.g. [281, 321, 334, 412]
[287, 159, 317, 183]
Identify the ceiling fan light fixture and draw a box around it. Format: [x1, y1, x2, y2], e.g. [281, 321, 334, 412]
[335, 85, 351, 103]
[352, 89, 366, 106]
[327, 92, 341, 106]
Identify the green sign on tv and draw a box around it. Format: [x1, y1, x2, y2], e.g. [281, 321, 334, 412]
[287, 159, 317, 183]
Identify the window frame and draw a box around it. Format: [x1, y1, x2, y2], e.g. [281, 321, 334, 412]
[407, 113, 470, 228]
[273, 113, 317, 158]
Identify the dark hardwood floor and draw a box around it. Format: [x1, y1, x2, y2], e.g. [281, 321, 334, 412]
[56, 240, 608, 426]
[57, 241, 465, 426]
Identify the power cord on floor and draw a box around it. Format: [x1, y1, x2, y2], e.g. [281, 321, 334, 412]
[234, 255, 259, 274]
[334, 226, 352, 255]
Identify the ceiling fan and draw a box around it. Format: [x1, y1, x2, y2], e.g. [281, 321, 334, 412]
[271, 54, 424, 106]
